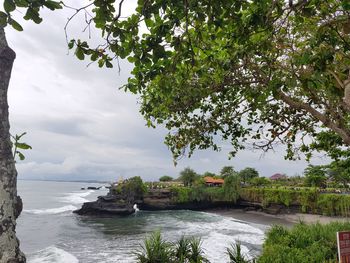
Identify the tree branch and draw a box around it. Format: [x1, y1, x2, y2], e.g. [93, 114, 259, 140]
[278, 90, 350, 145]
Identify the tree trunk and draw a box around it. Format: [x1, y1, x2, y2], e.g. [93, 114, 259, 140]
[0, 27, 26, 263]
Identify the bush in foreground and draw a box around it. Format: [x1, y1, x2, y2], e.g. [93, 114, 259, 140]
[136, 232, 253, 263]
[136, 222, 350, 263]
[259, 221, 350, 263]
[136, 232, 209, 263]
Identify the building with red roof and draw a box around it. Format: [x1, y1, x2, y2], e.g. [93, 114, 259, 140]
[270, 173, 287, 180]
[204, 176, 224, 187]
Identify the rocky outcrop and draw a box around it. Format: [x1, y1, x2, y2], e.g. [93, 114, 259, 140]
[75, 188, 236, 216]
[75, 177, 145, 216]
[74, 192, 136, 216]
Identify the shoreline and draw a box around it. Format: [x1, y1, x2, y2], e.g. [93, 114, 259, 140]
[205, 208, 350, 227]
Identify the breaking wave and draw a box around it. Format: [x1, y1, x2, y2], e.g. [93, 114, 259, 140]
[60, 190, 95, 205]
[28, 246, 78, 263]
[24, 205, 77, 215]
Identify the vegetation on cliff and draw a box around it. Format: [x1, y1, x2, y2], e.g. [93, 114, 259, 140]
[159, 176, 174, 182]
[241, 187, 350, 216]
[113, 176, 147, 203]
[169, 174, 241, 204]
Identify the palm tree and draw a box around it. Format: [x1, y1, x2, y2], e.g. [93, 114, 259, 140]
[136, 231, 173, 263]
[136, 233, 210, 263]
[227, 242, 255, 263]
[187, 238, 210, 263]
[174, 236, 191, 263]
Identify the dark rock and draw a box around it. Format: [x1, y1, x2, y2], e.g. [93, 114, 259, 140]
[14, 195, 23, 219]
[87, 186, 101, 190]
[74, 188, 137, 216]
[263, 204, 284, 215]
[73, 195, 135, 216]
[243, 206, 257, 212]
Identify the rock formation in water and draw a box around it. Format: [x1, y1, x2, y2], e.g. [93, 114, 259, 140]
[74, 177, 144, 216]
[74, 184, 235, 216]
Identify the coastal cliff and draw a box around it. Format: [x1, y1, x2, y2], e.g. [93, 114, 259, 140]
[75, 185, 350, 217]
[74, 188, 236, 215]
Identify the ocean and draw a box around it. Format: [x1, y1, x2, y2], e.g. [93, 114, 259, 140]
[17, 180, 270, 263]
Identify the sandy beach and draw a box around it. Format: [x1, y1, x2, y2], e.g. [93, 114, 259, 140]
[207, 208, 350, 227]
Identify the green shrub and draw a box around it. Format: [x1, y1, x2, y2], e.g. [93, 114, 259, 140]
[159, 175, 173, 182]
[136, 231, 173, 263]
[227, 242, 255, 263]
[170, 186, 226, 203]
[259, 222, 350, 263]
[136, 232, 209, 263]
[224, 175, 241, 202]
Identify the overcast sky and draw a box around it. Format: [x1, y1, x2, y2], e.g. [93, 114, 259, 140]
[4, 1, 328, 182]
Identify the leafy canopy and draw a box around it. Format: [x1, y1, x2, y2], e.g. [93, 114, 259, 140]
[179, 167, 198, 187]
[4, 0, 350, 161]
[220, 166, 236, 179]
[238, 167, 259, 183]
[159, 175, 173, 182]
[303, 165, 327, 187]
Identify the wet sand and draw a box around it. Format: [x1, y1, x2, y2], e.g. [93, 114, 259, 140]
[207, 208, 350, 227]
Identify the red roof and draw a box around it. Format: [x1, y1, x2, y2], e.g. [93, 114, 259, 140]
[204, 176, 224, 184]
[270, 173, 287, 180]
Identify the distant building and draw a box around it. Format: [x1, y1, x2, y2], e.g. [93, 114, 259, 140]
[270, 173, 287, 180]
[204, 176, 224, 187]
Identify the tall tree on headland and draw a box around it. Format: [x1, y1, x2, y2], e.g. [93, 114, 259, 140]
[179, 167, 198, 187]
[220, 166, 236, 179]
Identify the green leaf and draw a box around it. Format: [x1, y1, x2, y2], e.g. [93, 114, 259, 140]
[9, 19, 23, 31]
[145, 18, 153, 27]
[106, 60, 113, 68]
[17, 132, 27, 139]
[0, 11, 8, 27]
[75, 47, 85, 60]
[91, 52, 98, 61]
[14, 0, 28, 7]
[17, 151, 25, 161]
[15, 142, 32, 150]
[23, 8, 42, 24]
[98, 58, 105, 67]
[44, 0, 62, 10]
[4, 0, 15, 13]
[127, 56, 136, 63]
[68, 39, 75, 49]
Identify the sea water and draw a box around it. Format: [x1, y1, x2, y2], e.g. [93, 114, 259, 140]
[17, 180, 268, 263]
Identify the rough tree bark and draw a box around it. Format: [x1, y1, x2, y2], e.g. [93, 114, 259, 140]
[0, 27, 26, 263]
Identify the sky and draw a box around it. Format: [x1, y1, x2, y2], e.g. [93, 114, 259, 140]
[4, 1, 329, 182]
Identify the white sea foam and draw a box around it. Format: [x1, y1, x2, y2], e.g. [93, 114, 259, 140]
[28, 246, 79, 263]
[232, 233, 264, 245]
[60, 190, 95, 205]
[24, 205, 77, 215]
[169, 212, 264, 262]
[202, 232, 252, 263]
[178, 213, 264, 236]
